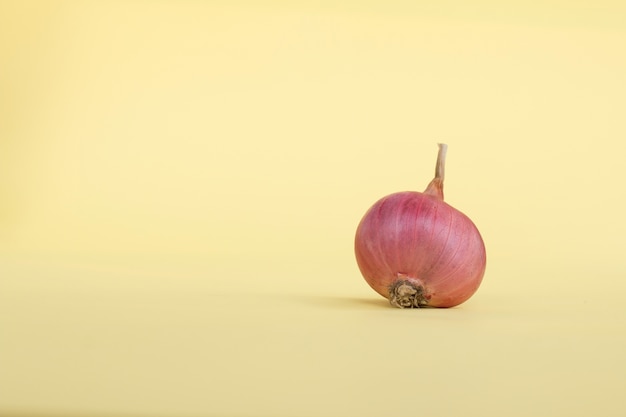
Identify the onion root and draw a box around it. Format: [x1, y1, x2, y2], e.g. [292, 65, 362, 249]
[389, 279, 429, 308]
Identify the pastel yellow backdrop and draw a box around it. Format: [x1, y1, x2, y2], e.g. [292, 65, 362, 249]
[1, 1, 625, 417]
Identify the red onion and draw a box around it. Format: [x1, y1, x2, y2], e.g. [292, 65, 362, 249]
[354, 144, 486, 308]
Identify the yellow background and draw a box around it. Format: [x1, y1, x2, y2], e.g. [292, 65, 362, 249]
[1, 1, 625, 416]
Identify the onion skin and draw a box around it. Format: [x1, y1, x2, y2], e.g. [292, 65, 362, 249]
[354, 144, 486, 308]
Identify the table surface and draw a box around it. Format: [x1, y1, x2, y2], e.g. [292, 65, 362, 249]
[2, 1, 626, 416]
[2, 255, 625, 417]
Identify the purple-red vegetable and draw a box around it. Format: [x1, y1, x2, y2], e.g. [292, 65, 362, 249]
[354, 144, 486, 308]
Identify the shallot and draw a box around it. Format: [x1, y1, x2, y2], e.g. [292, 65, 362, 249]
[354, 144, 486, 308]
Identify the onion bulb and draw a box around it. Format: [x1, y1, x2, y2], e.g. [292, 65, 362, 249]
[354, 144, 486, 308]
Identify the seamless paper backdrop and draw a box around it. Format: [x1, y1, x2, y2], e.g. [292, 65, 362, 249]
[2, 1, 626, 417]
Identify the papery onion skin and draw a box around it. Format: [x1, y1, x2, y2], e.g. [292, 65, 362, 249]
[354, 144, 486, 308]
